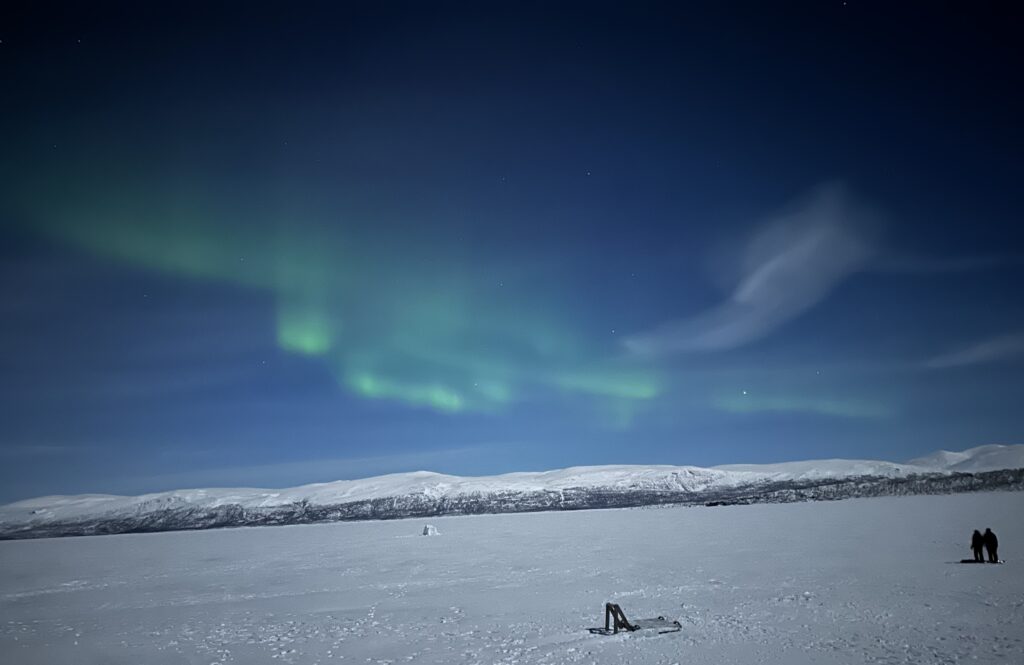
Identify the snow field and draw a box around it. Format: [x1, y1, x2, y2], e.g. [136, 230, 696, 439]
[1, 492, 1022, 664]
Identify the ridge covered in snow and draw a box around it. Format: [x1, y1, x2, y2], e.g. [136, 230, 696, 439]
[1, 444, 1022, 539]
[907, 444, 1024, 473]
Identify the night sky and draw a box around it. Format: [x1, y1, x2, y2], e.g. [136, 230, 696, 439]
[1, 2, 1022, 502]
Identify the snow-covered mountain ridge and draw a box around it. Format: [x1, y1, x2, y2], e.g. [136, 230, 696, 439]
[2, 444, 1022, 539]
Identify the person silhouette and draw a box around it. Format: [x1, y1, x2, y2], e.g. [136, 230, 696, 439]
[983, 528, 999, 563]
[971, 529, 985, 562]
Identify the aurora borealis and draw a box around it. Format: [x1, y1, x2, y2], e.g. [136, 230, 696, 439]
[1, 3, 1022, 500]
[20, 165, 662, 416]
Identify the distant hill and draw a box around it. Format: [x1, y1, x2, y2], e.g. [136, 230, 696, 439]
[908, 444, 1024, 473]
[2, 444, 1021, 540]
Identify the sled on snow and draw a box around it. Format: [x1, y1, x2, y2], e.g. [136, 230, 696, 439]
[588, 602, 681, 635]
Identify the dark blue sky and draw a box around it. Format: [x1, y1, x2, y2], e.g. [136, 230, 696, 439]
[1, 2, 1022, 501]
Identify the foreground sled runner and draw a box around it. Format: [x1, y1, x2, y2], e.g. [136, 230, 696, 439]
[588, 602, 682, 635]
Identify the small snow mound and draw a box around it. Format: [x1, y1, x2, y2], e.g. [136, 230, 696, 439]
[422, 524, 440, 536]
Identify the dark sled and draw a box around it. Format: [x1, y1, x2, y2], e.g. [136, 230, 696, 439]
[588, 602, 681, 635]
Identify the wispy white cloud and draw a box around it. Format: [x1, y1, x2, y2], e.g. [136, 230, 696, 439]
[924, 333, 1024, 369]
[872, 254, 1022, 274]
[625, 183, 878, 355]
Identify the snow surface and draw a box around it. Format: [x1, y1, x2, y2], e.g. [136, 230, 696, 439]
[4, 445, 1022, 529]
[710, 458, 925, 479]
[2, 492, 1022, 664]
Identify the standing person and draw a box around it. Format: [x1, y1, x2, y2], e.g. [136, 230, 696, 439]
[983, 528, 999, 563]
[971, 530, 985, 562]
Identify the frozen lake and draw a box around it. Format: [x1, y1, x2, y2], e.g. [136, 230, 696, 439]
[2, 492, 1022, 664]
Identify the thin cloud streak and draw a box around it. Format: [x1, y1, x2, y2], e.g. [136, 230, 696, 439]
[625, 183, 877, 355]
[924, 333, 1024, 369]
[872, 253, 1024, 274]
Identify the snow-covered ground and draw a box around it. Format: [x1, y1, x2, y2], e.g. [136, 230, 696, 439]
[1, 492, 1022, 664]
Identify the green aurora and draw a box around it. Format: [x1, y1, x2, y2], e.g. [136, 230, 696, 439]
[4, 151, 902, 427]
[18, 175, 663, 416]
